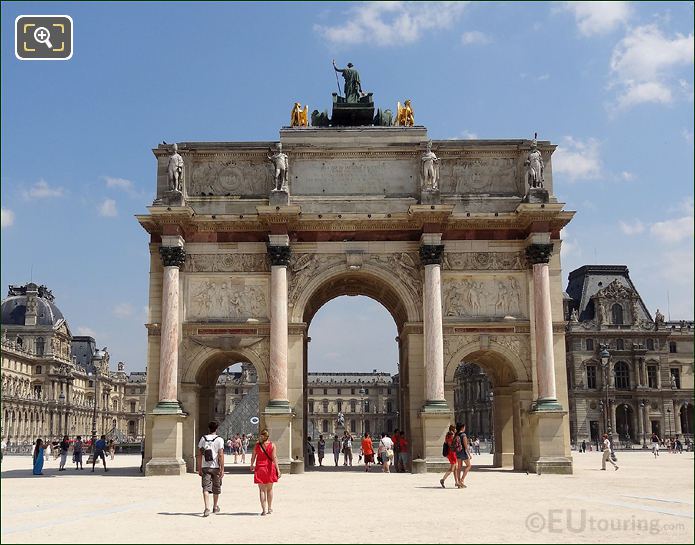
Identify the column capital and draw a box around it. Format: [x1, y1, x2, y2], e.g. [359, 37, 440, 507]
[159, 246, 186, 268]
[419, 244, 445, 266]
[267, 244, 291, 267]
[525, 243, 554, 265]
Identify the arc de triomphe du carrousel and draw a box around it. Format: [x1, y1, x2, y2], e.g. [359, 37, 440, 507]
[137, 64, 574, 476]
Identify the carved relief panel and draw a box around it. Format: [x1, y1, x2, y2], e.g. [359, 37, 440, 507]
[438, 157, 521, 195]
[442, 275, 527, 319]
[185, 276, 269, 322]
[188, 157, 272, 197]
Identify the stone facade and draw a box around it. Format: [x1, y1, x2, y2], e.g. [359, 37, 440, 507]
[453, 363, 493, 439]
[1, 284, 146, 448]
[306, 372, 399, 438]
[564, 266, 694, 446]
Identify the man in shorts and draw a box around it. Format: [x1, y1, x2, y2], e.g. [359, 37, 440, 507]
[197, 421, 225, 517]
[91, 435, 108, 472]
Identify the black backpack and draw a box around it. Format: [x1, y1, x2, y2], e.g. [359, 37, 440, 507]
[442, 441, 450, 457]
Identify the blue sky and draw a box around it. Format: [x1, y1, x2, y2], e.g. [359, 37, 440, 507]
[2, 1, 693, 374]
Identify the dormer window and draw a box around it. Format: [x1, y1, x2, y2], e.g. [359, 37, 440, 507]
[611, 303, 624, 325]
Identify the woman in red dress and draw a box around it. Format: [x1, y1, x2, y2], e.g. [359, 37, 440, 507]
[250, 429, 281, 515]
[440, 425, 459, 488]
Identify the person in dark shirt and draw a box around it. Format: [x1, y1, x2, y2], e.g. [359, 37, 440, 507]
[59, 435, 70, 471]
[92, 434, 108, 472]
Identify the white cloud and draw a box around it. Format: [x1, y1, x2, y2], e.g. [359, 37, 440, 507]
[560, 227, 580, 262]
[610, 24, 694, 109]
[1, 208, 15, 228]
[314, 2, 468, 46]
[76, 326, 97, 338]
[620, 171, 635, 181]
[650, 216, 694, 244]
[461, 30, 491, 45]
[113, 303, 134, 318]
[98, 198, 118, 217]
[682, 128, 693, 144]
[104, 176, 133, 191]
[618, 219, 645, 235]
[22, 179, 64, 199]
[461, 130, 478, 139]
[615, 81, 673, 109]
[563, 1, 631, 36]
[552, 136, 602, 181]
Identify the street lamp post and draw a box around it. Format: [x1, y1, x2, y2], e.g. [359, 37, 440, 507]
[87, 371, 98, 463]
[487, 390, 494, 455]
[359, 388, 366, 436]
[640, 400, 647, 449]
[667, 408, 672, 440]
[600, 345, 613, 442]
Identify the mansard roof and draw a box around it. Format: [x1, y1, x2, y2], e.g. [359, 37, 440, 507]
[566, 265, 652, 323]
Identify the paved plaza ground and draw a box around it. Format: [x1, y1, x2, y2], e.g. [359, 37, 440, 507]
[1, 451, 693, 543]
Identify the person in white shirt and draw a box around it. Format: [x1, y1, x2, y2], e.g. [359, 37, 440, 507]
[197, 421, 225, 517]
[601, 433, 618, 471]
[379, 433, 394, 473]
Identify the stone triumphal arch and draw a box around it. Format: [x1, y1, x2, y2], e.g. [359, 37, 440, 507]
[138, 122, 574, 475]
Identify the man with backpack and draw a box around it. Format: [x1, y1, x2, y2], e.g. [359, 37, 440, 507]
[197, 421, 225, 517]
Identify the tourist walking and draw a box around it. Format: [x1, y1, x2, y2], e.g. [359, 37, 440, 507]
[651, 433, 661, 457]
[317, 435, 326, 466]
[473, 436, 481, 456]
[241, 434, 250, 463]
[392, 429, 400, 467]
[197, 421, 225, 517]
[139, 436, 145, 472]
[226, 437, 233, 456]
[378, 432, 394, 473]
[600, 433, 619, 471]
[306, 436, 315, 467]
[233, 434, 242, 464]
[59, 435, 70, 471]
[32, 438, 46, 475]
[342, 431, 353, 466]
[45, 440, 51, 461]
[91, 435, 108, 472]
[581, 439, 586, 453]
[440, 425, 459, 488]
[73, 436, 84, 470]
[397, 432, 409, 472]
[108, 439, 116, 461]
[454, 423, 472, 488]
[332, 435, 341, 467]
[250, 429, 281, 516]
[361, 432, 374, 471]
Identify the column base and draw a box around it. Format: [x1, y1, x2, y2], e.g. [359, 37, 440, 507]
[266, 399, 291, 411]
[152, 401, 185, 414]
[422, 400, 450, 412]
[145, 412, 187, 476]
[532, 398, 564, 411]
[419, 407, 452, 462]
[527, 408, 573, 475]
[263, 406, 293, 470]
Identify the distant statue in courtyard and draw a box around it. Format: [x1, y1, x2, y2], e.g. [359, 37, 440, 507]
[524, 134, 544, 188]
[290, 102, 308, 127]
[654, 308, 665, 329]
[333, 60, 362, 103]
[267, 143, 289, 192]
[421, 140, 440, 191]
[167, 143, 184, 192]
[396, 100, 415, 126]
[570, 308, 579, 322]
[336, 412, 345, 427]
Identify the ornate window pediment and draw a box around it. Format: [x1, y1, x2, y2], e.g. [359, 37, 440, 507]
[595, 279, 635, 300]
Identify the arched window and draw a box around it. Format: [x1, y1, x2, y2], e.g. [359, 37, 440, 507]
[128, 420, 136, 435]
[669, 341, 677, 353]
[387, 401, 393, 413]
[322, 400, 328, 413]
[616, 339, 625, 350]
[350, 400, 356, 412]
[586, 339, 594, 351]
[35, 365, 42, 375]
[130, 401, 136, 412]
[611, 304, 624, 325]
[646, 338, 654, 351]
[614, 361, 630, 389]
[322, 420, 328, 433]
[364, 400, 370, 413]
[35, 337, 45, 355]
[308, 401, 314, 413]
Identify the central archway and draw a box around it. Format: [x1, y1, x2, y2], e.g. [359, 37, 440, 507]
[292, 265, 422, 465]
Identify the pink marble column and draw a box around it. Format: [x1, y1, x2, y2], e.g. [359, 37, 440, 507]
[420, 243, 447, 407]
[157, 245, 185, 407]
[268, 243, 291, 407]
[526, 243, 561, 409]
